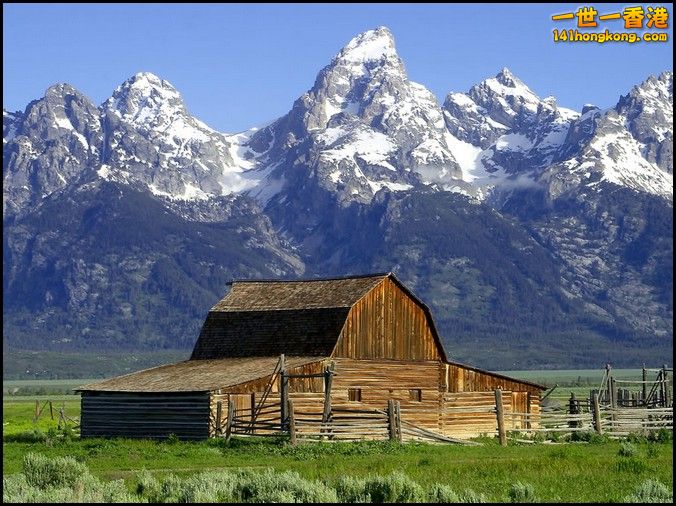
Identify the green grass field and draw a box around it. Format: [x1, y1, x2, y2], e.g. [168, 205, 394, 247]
[3, 373, 673, 502]
[498, 368, 644, 386]
[3, 395, 674, 502]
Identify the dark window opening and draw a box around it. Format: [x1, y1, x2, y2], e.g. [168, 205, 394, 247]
[348, 388, 362, 402]
[409, 389, 422, 402]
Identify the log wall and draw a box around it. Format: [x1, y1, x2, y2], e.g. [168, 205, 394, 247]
[206, 358, 542, 439]
[80, 392, 210, 440]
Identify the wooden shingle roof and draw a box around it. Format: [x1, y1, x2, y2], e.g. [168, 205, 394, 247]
[76, 356, 323, 393]
[212, 273, 388, 311]
[190, 274, 390, 360]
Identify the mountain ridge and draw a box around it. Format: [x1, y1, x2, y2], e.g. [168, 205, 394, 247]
[3, 27, 672, 369]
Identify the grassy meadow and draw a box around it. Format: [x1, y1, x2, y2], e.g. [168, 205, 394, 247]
[3, 372, 673, 502]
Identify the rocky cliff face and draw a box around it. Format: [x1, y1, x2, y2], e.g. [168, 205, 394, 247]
[3, 27, 672, 368]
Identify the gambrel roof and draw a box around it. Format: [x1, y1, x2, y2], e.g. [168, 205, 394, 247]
[189, 272, 447, 360]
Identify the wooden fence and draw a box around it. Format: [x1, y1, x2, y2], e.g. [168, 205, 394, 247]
[504, 396, 673, 440]
[32, 399, 80, 434]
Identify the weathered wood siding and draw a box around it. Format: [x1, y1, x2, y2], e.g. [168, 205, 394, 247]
[80, 392, 210, 440]
[445, 363, 541, 395]
[208, 358, 541, 438]
[332, 278, 442, 360]
[208, 361, 327, 436]
[329, 358, 443, 431]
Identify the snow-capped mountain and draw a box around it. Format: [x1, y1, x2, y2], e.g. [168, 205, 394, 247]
[243, 27, 466, 205]
[2, 26, 672, 368]
[100, 72, 257, 200]
[3, 84, 103, 216]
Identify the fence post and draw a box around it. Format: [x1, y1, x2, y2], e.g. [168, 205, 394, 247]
[494, 389, 507, 447]
[394, 401, 402, 443]
[225, 398, 234, 442]
[568, 393, 580, 428]
[387, 399, 396, 441]
[216, 401, 223, 436]
[280, 354, 288, 430]
[49, 401, 54, 421]
[592, 393, 603, 434]
[288, 398, 297, 446]
[662, 365, 670, 407]
[610, 377, 616, 408]
[642, 365, 648, 406]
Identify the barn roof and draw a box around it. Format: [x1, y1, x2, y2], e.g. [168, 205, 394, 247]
[214, 273, 388, 310]
[190, 273, 395, 360]
[76, 356, 323, 393]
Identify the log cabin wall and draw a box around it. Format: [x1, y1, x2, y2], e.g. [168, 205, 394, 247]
[332, 278, 442, 361]
[81, 391, 210, 440]
[207, 358, 542, 438]
[329, 358, 443, 431]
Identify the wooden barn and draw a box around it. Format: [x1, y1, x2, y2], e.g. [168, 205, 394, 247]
[77, 273, 544, 441]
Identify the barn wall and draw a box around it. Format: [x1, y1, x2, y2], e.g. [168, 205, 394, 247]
[329, 358, 444, 431]
[445, 363, 541, 395]
[207, 358, 542, 439]
[80, 392, 210, 440]
[332, 278, 442, 361]
[208, 361, 327, 436]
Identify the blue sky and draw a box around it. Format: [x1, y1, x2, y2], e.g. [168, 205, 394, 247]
[3, 3, 673, 133]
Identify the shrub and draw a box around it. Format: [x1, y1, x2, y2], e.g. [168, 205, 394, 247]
[135, 468, 160, 498]
[4, 463, 140, 503]
[508, 482, 539, 503]
[624, 479, 673, 503]
[648, 428, 672, 443]
[363, 472, 426, 503]
[175, 471, 240, 503]
[427, 483, 460, 503]
[334, 475, 371, 503]
[458, 489, 488, 503]
[619, 442, 638, 457]
[235, 468, 338, 503]
[3, 473, 32, 503]
[22, 452, 89, 489]
[157, 473, 184, 503]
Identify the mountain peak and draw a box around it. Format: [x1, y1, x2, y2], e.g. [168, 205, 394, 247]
[44, 83, 83, 99]
[117, 72, 179, 97]
[105, 72, 184, 120]
[494, 67, 526, 88]
[337, 26, 397, 64]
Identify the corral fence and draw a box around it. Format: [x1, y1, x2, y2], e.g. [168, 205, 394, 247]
[504, 399, 673, 441]
[223, 397, 470, 445]
[216, 360, 672, 446]
[502, 364, 673, 443]
[32, 399, 80, 433]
